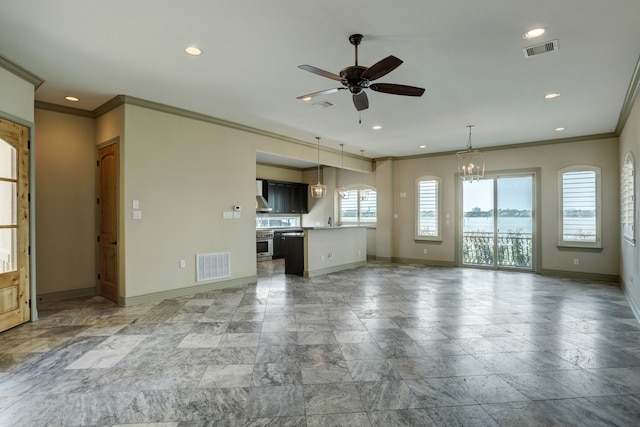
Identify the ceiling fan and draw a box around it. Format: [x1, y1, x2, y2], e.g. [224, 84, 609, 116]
[297, 34, 425, 112]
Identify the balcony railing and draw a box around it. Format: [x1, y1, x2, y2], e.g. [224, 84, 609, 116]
[463, 231, 533, 268]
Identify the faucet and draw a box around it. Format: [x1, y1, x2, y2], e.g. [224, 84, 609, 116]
[328, 216, 332, 226]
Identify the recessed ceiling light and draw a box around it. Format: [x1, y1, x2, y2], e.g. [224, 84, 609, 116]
[65, 96, 79, 102]
[555, 127, 565, 132]
[185, 46, 202, 56]
[544, 92, 560, 99]
[419, 145, 426, 149]
[372, 125, 382, 130]
[523, 28, 546, 39]
[301, 96, 312, 102]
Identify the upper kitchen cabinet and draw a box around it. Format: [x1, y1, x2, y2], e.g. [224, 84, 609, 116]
[263, 180, 308, 214]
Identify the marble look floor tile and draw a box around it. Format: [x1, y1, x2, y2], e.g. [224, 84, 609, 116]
[481, 401, 564, 427]
[499, 372, 580, 400]
[252, 363, 302, 386]
[177, 333, 223, 348]
[258, 332, 298, 346]
[347, 359, 402, 382]
[356, 380, 420, 411]
[307, 412, 371, 427]
[368, 408, 436, 427]
[405, 377, 477, 408]
[297, 331, 338, 345]
[388, 357, 447, 380]
[426, 404, 500, 427]
[198, 364, 254, 388]
[301, 361, 353, 384]
[333, 330, 375, 344]
[457, 374, 530, 404]
[401, 327, 449, 341]
[338, 342, 386, 360]
[218, 333, 260, 347]
[244, 385, 305, 418]
[303, 383, 365, 415]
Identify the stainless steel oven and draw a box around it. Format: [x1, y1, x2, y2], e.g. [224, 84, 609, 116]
[256, 229, 274, 261]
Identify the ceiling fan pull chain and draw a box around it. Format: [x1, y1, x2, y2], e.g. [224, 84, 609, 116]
[359, 111, 362, 124]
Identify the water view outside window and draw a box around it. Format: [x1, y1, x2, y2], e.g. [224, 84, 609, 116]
[462, 175, 533, 269]
[256, 215, 300, 229]
[559, 166, 601, 248]
[339, 185, 377, 225]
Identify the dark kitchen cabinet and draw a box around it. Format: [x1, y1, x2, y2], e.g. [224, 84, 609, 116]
[262, 180, 308, 214]
[273, 231, 285, 259]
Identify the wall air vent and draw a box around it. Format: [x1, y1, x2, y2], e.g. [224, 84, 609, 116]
[313, 101, 334, 108]
[196, 252, 230, 282]
[523, 39, 559, 58]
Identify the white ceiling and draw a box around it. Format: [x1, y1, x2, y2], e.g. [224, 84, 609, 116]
[1, 0, 639, 167]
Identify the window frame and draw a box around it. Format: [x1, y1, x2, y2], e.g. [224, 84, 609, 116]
[558, 165, 602, 248]
[415, 176, 442, 241]
[338, 184, 377, 226]
[622, 152, 635, 245]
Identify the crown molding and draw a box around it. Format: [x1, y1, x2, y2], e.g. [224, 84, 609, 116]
[616, 54, 640, 135]
[0, 54, 44, 89]
[34, 100, 95, 118]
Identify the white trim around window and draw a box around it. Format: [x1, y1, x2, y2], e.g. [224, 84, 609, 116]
[415, 176, 441, 241]
[558, 165, 601, 248]
[622, 152, 635, 245]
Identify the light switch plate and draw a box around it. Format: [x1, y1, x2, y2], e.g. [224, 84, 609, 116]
[133, 199, 140, 209]
[133, 210, 142, 220]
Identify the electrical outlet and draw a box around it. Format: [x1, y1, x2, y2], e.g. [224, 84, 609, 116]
[179, 260, 186, 268]
[321, 255, 324, 261]
[573, 258, 579, 265]
[423, 248, 428, 255]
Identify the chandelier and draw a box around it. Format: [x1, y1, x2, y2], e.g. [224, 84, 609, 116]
[457, 125, 486, 182]
[310, 136, 327, 198]
[336, 143, 349, 199]
[359, 149, 369, 201]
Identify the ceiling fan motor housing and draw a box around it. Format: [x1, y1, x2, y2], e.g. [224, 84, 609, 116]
[339, 65, 369, 93]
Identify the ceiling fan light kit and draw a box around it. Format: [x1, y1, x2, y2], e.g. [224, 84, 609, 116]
[297, 34, 425, 112]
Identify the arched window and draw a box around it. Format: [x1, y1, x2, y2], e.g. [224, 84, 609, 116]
[338, 185, 377, 225]
[622, 152, 635, 245]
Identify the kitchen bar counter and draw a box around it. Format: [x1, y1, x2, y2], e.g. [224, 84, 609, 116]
[284, 226, 366, 277]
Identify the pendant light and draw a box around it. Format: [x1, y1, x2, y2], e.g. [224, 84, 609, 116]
[310, 136, 327, 198]
[359, 149, 369, 201]
[336, 143, 349, 199]
[456, 125, 486, 182]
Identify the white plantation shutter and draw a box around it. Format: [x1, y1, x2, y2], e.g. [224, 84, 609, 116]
[415, 177, 441, 240]
[338, 185, 376, 225]
[559, 166, 601, 247]
[622, 153, 635, 244]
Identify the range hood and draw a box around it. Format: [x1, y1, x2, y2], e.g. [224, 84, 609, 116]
[256, 180, 272, 212]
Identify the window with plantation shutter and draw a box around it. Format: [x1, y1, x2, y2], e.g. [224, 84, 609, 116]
[622, 153, 635, 245]
[338, 185, 376, 225]
[415, 176, 441, 240]
[558, 166, 601, 248]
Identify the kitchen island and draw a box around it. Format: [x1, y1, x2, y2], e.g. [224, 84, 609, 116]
[283, 226, 367, 277]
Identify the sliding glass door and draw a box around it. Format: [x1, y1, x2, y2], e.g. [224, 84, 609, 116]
[461, 174, 534, 270]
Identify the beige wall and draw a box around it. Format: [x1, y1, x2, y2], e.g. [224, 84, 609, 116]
[0, 67, 34, 123]
[120, 104, 260, 299]
[620, 97, 640, 311]
[392, 137, 620, 276]
[35, 109, 97, 296]
[256, 164, 302, 182]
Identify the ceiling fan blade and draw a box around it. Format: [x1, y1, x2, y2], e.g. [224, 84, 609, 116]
[361, 55, 403, 81]
[298, 65, 343, 81]
[370, 83, 425, 97]
[353, 91, 369, 111]
[296, 88, 343, 100]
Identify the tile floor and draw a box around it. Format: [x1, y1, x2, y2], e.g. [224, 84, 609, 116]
[1, 260, 640, 426]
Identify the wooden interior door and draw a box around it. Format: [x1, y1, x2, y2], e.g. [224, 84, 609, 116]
[0, 118, 30, 332]
[98, 143, 118, 303]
